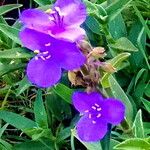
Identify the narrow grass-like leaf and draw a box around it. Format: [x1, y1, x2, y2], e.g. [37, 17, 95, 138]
[0, 4, 22, 15]
[132, 110, 144, 138]
[52, 83, 74, 104]
[0, 23, 21, 45]
[0, 47, 34, 59]
[0, 111, 37, 130]
[33, 0, 51, 6]
[15, 76, 32, 96]
[13, 139, 54, 150]
[0, 139, 12, 150]
[0, 124, 8, 138]
[109, 75, 133, 122]
[34, 90, 48, 128]
[46, 93, 72, 121]
[0, 63, 25, 76]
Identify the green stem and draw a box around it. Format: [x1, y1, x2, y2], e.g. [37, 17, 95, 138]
[71, 133, 75, 150]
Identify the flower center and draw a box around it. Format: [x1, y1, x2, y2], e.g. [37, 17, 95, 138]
[48, 7, 66, 28]
[34, 49, 51, 61]
[84, 103, 102, 124]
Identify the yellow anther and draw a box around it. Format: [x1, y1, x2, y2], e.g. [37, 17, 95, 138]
[34, 50, 40, 54]
[45, 9, 52, 14]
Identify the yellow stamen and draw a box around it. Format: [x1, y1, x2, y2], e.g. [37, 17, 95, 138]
[34, 50, 40, 54]
[45, 9, 52, 14]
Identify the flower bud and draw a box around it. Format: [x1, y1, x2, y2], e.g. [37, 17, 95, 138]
[88, 47, 106, 59]
[100, 62, 116, 73]
[77, 40, 93, 55]
[68, 71, 85, 86]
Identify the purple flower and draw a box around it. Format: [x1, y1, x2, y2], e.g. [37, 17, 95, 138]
[19, 28, 85, 87]
[72, 92, 125, 142]
[20, 0, 87, 42]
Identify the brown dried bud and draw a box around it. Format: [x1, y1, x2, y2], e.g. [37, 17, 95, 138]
[100, 62, 116, 73]
[77, 40, 93, 56]
[68, 71, 86, 86]
[88, 47, 106, 59]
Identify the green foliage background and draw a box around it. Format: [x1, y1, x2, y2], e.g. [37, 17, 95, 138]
[0, 0, 149, 149]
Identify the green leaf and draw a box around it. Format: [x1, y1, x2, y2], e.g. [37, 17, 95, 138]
[137, 27, 150, 69]
[108, 14, 127, 39]
[133, 5, 150, 39]
[0, 23, 21, 45]
[0, 144, 7, 150]
[109, 37, 138, 52]
[141, 98, 150, 113]
[52, 83, 74, 104]
[132, 110, 145, 138]
[34, 0, 51, 6]
[46, 93, 72, 121]
[114, 138, 150, 150]
[25, 128, 52, 141]
[0, 47, 34, 59]
[0, 139, 12, 150]
[0, 111, 37, 131]
[0, 62, 25, 76]
[0, 16, 9, 46]
[15, 76, 32, 96]
[143, 122, 150, 136]
[110, 139, 120, 150]
[0, 4, 22, 15]
[144, 85, 150, 98]
[85, 16, 101, 35]
[106, 0, 133, 21]
[72, 129, 102, 150]
[83, 0, 99, 15]
[128, 20, 145, 70]
[101, 53, 130, 88]
[34, 90, 48, 128]
[134, 69, 146, 90]
[13, 139, 54, 150]
[109, 75, 133, 122]
[56, 127, 71, 143]
[0, 123, 8, 138]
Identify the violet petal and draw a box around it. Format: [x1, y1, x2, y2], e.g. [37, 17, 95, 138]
[77, 115, 107, 142]
[54, 0, 87, 26]
[103, 98, 125, 125]
[50, 26, 86, 42]
[72, 92, 104, 113]
[20, 9, 53, 32]
[27, 57, 61, 88]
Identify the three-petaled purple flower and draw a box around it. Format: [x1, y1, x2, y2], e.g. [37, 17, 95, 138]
[19, 0, 87, 88]
[20, 0, 87, 42]
[72, 92, 125, 141]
